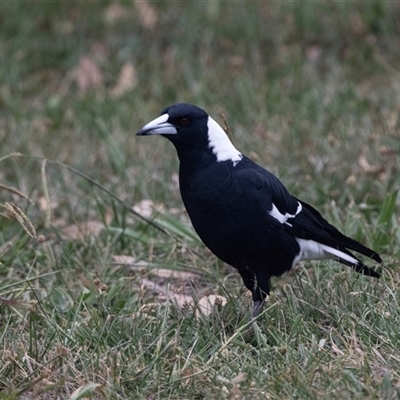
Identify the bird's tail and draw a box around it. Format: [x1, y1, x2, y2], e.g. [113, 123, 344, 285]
[318, 243, 381, 278]
[297, 199, 382, 263]
[338, 256, 381, 278]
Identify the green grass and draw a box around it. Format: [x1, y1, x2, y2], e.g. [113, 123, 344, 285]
[1, 1, 399, 398]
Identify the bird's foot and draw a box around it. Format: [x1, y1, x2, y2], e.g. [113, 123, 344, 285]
[251, 300, 264, 319]
[243, 301, 264, 331]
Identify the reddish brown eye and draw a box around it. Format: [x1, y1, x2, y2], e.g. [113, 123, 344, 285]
[181, 117, 189, 126]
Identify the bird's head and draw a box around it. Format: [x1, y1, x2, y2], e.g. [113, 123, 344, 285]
[136, 103, 242, 164]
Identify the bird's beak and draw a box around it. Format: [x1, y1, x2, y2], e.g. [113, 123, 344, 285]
[136, 113, 177, 136]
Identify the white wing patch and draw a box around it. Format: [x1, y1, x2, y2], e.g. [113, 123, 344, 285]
[293, 238, 359, 266]
[207, 116, 243, 166]
[269, 202, 302, 226]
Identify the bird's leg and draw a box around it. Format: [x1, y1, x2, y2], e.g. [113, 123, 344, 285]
[251, 273, 271, 320]
[238, 267, 256, 293]
[238, 267, 271, 324]
[238, 267, 262, 322]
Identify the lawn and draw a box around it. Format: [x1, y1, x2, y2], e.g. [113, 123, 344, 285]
[0, 1, 399, 399]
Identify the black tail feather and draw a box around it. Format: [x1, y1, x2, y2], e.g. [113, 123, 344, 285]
[337, 249, 381, 278]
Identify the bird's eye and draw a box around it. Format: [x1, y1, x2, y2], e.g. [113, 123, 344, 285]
[180, 117, 189, 126]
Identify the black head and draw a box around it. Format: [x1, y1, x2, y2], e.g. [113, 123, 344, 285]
[136, 103, 242, 164]
[136, 103, 208, 143]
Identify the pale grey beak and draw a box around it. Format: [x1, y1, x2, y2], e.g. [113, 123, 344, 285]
[136, 113, 177, 136]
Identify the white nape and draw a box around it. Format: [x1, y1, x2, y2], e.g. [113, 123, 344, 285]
[293, 238, 359, 266]
[269, 202, 302, 226]
[207, 116, 243, 165]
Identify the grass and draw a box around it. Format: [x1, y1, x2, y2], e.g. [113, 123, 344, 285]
[0, 1, 399, 398]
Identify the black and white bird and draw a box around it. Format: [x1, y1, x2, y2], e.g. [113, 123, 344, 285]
[136, 103, 381, 318]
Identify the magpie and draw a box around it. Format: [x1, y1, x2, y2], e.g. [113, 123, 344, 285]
[136, 103, 382, 319]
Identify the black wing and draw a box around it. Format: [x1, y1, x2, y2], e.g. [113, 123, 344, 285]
[237, 157, 382, 276]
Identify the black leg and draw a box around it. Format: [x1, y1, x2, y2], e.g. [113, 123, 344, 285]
[238, 268, 256, 292]
[237, 268, 262, 322]
[251, 272, 271, 319]
[238, 267, 271, 322]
